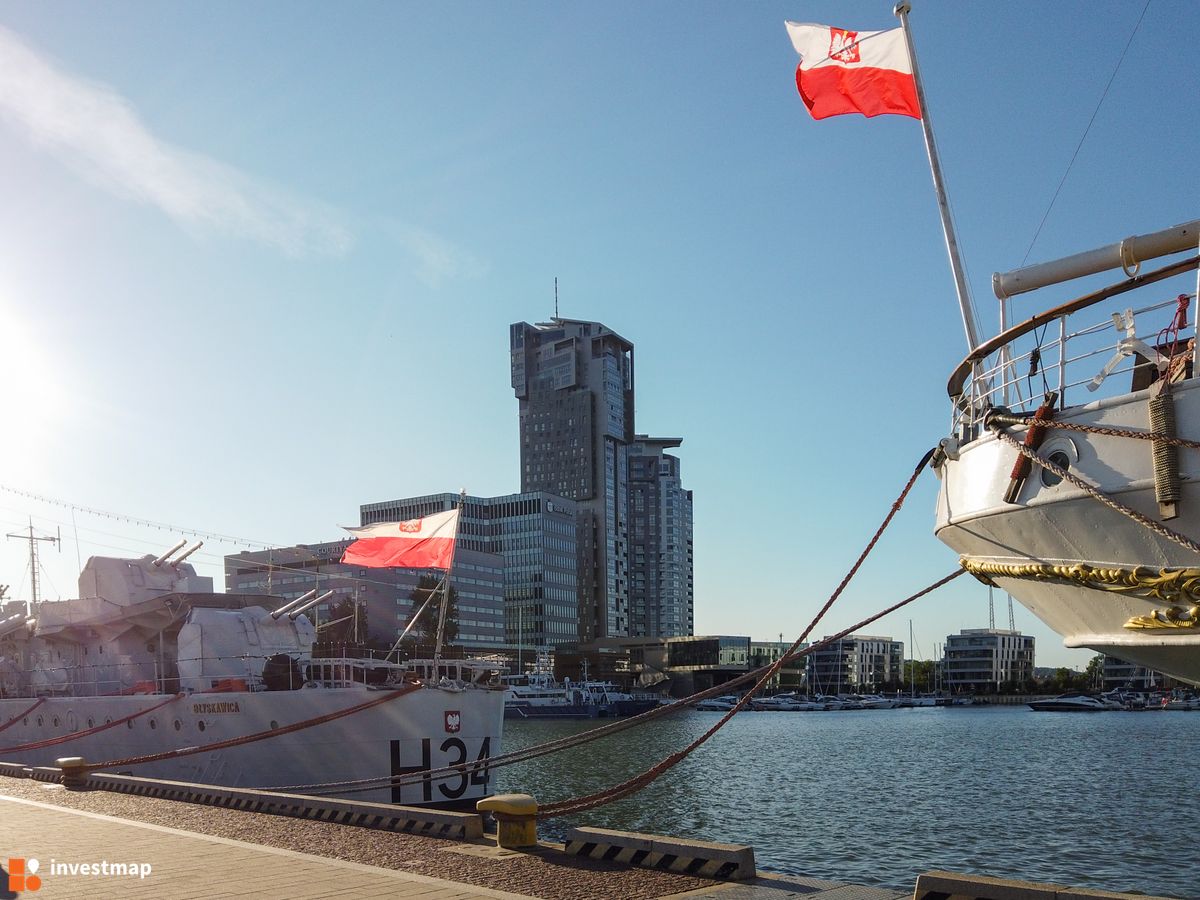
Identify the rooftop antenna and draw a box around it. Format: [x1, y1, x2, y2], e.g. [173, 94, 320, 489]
[554, 276, 559, 320]
[1008, 593, 1016, 632]
[988, 584, 995, 630]
[6, 521, 60, 614]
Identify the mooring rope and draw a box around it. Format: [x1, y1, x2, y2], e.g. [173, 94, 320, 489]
[536, 569, 964, 819]
[987, 412, 1200, 451]
[0, 698, 46, 736]
[988, 423, 1200, 556]
[280, 448, 940, 797]
[80, 682, 422, 772]
[0, 694, 184, 755]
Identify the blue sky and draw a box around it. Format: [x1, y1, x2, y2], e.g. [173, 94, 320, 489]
[1, 1, 1196, 670]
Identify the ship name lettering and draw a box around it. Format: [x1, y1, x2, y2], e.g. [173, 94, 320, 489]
[192, 701, 241, 714]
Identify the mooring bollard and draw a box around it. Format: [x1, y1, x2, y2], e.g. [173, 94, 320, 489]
[55, 757, 88, 790]
[476, 793, 538, 848]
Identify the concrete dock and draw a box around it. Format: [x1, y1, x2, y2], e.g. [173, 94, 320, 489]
[0, 773, 1170, 899]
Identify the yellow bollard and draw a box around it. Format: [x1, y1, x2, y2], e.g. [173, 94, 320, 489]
[55, 756, 88, 790]
[476, 793, 538, 848]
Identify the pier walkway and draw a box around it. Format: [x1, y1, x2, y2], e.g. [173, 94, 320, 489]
[0, 786, 910, 900]
[1, 793, 533, 899]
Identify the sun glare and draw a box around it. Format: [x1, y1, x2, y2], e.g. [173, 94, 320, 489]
[0, 296, 67, 479]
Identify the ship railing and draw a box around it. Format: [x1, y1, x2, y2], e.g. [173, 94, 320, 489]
[949, 260, 1199, 438]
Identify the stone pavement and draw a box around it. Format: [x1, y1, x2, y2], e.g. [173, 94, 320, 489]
[0, 791, 911, 900]
[0, 794, 537, 899]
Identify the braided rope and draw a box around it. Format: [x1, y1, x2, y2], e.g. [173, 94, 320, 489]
[537, 570, 965, 819]
[283, 449, 939, 796]
[0, 698, 46, 735]
[534, 449, 941, 819]
[84, 682, 422, 772]
[0, 694, 183, 755]
[988, 424, 1200, 556]
[987, 412, 1200, 451]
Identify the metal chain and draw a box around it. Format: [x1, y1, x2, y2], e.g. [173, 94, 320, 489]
[988, 424, 1200, 556]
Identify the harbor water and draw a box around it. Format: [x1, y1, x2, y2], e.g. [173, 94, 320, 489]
[498, 705, 1200, 898]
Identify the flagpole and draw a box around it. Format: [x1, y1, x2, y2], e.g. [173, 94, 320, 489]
[432, 490, 466, 664]
[894, 1, 981, 353]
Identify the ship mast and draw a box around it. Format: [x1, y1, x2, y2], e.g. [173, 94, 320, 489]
[6, 522, 59, 614]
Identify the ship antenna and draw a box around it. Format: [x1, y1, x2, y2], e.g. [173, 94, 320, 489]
[554, 276, 559, 320]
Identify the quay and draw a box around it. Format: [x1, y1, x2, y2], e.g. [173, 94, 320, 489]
[0, 768, 1173, 899]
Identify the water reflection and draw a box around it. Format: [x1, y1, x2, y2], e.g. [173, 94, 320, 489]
[497, 707, 1200, 898]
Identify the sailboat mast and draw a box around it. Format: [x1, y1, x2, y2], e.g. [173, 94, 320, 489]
[893, 1, 981, 352]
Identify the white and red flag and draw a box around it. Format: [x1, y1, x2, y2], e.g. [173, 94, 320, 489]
[341, 508, 459, 570]
[785, 22, 920, 120]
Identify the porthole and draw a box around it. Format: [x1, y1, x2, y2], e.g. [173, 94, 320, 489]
[198, 721, 206, 732]
[87, 718, 95, 729]
[173, 720, 182, 731]
[1041, 450, 1071, 487]
[52, 717, 60, 728]
[127, 719, 134, 729]
[22, 717, 28, 726]
[105, 718, 111, 725]
[149, 719, 157, 730]
[36, 715, 43, 727]
[270, 720, 279, 730]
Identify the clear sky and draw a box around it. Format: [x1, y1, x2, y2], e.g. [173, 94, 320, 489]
[1, 1, 1196, 670]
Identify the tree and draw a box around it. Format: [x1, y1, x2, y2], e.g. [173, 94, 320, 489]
[1085, 654, 1105, 689]
[405, 575, 459, 646]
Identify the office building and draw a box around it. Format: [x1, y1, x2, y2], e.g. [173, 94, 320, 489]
[510, 317, 692, 642]
[224, 541, 505, 650]
[360, 491, 579, 649]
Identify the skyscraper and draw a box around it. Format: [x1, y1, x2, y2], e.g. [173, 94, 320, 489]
[510, 317, 692, 642]
[510, 318, 635, 640]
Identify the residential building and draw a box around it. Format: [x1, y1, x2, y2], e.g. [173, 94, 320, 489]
[224, 541, 505, 650]
[360, 491, 579, 649]
[943, 628, 1035, 692]
[1101, 656, 1178, 691]
[806, 634, 903, 694]
[628, 436, 693, 637]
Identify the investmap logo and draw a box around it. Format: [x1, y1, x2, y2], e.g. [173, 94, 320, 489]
[6, 856, 153, 890]
[7, 858, 41, 892]
[829, 28, 861, 63]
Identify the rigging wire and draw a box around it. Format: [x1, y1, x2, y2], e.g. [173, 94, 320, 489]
[1020, 0, 1151, 266]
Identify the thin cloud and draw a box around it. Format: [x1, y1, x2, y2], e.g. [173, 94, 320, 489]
[0, 25, 352, 257]
[386, 221, 488, 287]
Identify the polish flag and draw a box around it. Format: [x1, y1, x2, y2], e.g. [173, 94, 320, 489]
[785, 22, 921, 120]
[341, 508, 459, 570]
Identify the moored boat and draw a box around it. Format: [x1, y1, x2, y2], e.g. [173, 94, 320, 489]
[1028, 693, 1122, 712]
